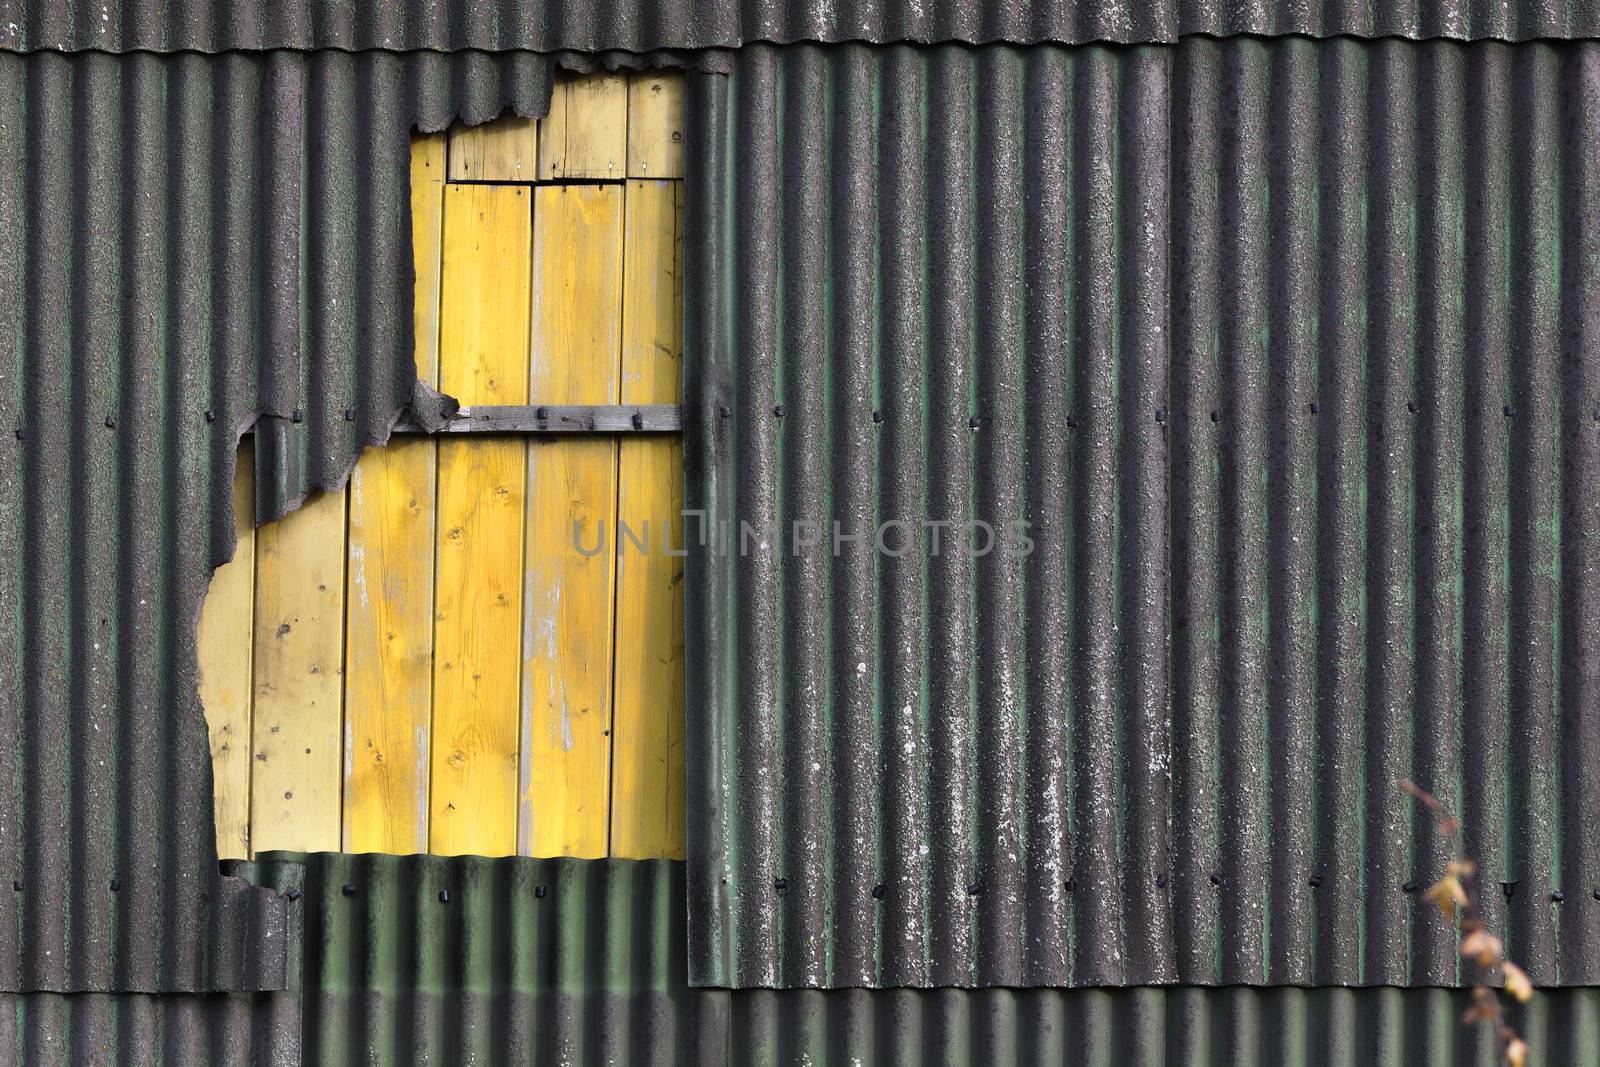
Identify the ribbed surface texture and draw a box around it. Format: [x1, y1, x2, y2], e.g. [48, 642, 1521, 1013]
[682, 39, 1600, 989]
[276, 852, 691, 1067]
[5, 0, 1600, 51]
[0, 46, 588, 992]
[0, 994, 298, 1067]
[185, 854, 1600, 1067]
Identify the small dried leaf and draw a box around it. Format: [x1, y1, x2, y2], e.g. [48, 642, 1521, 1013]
[1438, 816, 1461, 837]
[1424, 875, 1469, 916]
[1460, 929, 1504, 968]
[1448, 858, 1477, 878]
[1506, 1037, 1529, 1067]
[1504, 962, 1534, 1004]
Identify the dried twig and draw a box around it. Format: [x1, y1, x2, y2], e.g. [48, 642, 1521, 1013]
[1402, 778, 1531, 1067]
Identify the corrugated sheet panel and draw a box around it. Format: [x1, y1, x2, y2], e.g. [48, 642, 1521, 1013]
[0, 46, 609, 992]
[210, 854, 1600, 1067]
[682, 39, 1600, 989]
[4, 0, 1600, 52]
[267, 851, 693, 1067]
[0, 994, 298, 1067]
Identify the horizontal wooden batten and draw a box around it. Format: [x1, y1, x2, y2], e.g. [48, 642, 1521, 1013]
[392, 403, 681, 434]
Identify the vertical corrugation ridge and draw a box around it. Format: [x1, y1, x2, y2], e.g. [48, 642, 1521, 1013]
[687, 39, 1600, 988]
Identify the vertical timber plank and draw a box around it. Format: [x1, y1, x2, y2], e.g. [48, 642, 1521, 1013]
[626, 72, 685, 179]
[431, 183, 531, 856]
[610, 180, 686, 859]
[537, 73, 628, 181]
[198, 444, 257, 861]
[448, 116, 539, 182]
[341, 132, 446, 853]
[250, 487, 347, 854]
[522, 184, 623, 858]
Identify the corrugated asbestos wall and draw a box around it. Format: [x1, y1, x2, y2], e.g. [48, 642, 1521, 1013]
[684, 38, 1600, 989]
[9, 0, 1600, 1060]
[5, 0, 1600, 49]
[10, 854, 1594, 1067]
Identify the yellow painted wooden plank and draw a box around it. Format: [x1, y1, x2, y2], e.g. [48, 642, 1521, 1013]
[250, 486, 347, 855]
[522, 184, 623, 858]
[339, 132, 449, 855]
[611, 180, 686, 858]
[537, 73, 628, 180]
[343, 442, 436, 853]
[198, 444, 257, 861]
[447, 115, 538, 182]
[626, 72, 685, 179]
[430, 183, 531, 857]
[412, 130, 447, 386]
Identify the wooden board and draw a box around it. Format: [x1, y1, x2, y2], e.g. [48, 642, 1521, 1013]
[430, 183, 531, 856]
[198, 444, 257, 861]
[411, 130, 447, 385]
[250, 485, 347, 855]
[522, 184, 623, 858]
[538, 73, 628, 180]
[626, 72, 686, 179]
[448, 116, 538, 182]
[610, 181, 686, 858]
[340, 130, 448, 854]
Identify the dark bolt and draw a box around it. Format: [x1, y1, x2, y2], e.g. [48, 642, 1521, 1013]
[1593, 888, 1600, 901]
[536, 406, 548, 421]
[1064, 879, 1075, 892]
[1407, 400, 1417, 413]
[1156, 873, 1167, 888]
[205, 410, 216, 423]
[719, 405, 730, 418]
[439, 889, 450, 904]
[872, 409, 883, 424]
[968, 416, 980, 432]
[1552, 891, 1565, 903]
[341, 884, 357, 897]
[344, 408, 354, 421]
[291, 408, 303, 424]
[773, 404, 785, 418]
[1503, 404, 1513, 418]
[1309, 874, 1323, 888]
[774, 878, 788, 895]
[1402, 880, 1419, 894]
[1066, 415, 1079, 429]
[1502, 881, 1517, 900]
[110, 879, 121, 892]
[631, 411, 644, 430]
[11, 428, 19, 441]
[10, 880, 19, 892]
[871, 884, 885, 900]
[1155, 407, 1166, 425]
[1209, 410, 1219, 424]
[1209, 871, 1222, 887]
[1308, 401, 1318, 414]
[967, 881, 985, 896]
[535, 885, 547, 899]
[285, 889, 301, 902]
[104, 414, 117, 428]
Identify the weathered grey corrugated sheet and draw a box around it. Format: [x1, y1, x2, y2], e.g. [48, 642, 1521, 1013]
[683, 38, 1600, 989]
[3, 0, 1599, 51]
[0, 45, 589, 993]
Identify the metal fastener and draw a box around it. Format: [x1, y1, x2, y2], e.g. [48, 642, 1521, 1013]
[341, 883, 357, 897]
